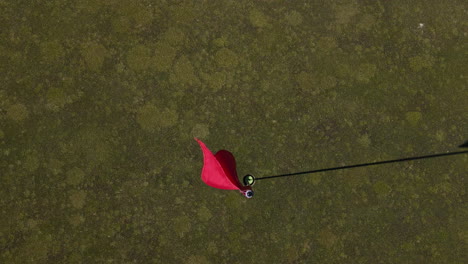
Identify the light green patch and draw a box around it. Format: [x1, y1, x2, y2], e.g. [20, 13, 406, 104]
[153, 42, 177, 72]
[6, 103, 29, 122]
[334, 1, 359, 25]
[286, 246, 299, 262]
[90, 142, 110, 164]
[170, 4, 197, 25]
[24, 151, 39, 172]
[25, 219, 37, 231]
[212, 36, 228, 47]
[71, 126, 112, 165]
[249, 9, 270, 28]
[127, 44, 151, 72]
[181, 180, 189, 188]
[175, 197, 184, 205]
[357, 14, 376, 31]
[185, 255, 209, 264]
[224, 192, 242, 210]
[20, 234, 51, 262]
[66, 167, 85, 186]
[317, 228, 338, 248]
[132, 6, 153, 28]
[111, 1, 153, 32]
[405, 111, 422, 126]
[69, 190, 87, 209]
[344, 170, 369, 188]
[48, 158, 64, 175]
[207, 241, 218, 254]
[200, 71, 226, 91]
[401, 241, 415, 252]
[296, 72, 336, 94]
[304, 173, 322, 186]
[170, 55, 199, 87]
[409, 55, 434, 71]
[0, 129, 4, 139]
[45, 87, 72, 112]
[162, 27, 185, 46]
[355, 63, 376, 83]
[358, 134, 371, 147]
[81, 42, 107, 72]
[316, 36, 338, 52]
[75, 0, 105, 14]
[136, 104, 159, 131]
[191, 123, 210, 139]
[215, 48, 239, 69]
[136, 103, 179, 132]
[373, 181, 392, 197]
[111, 15, 131, 33]
[320, 75, 337, 90]
[196, 205, 212, 222]
[435, 130, 445, 141]
[433, 182, 452, 195]
[296, 71, 318, 94]
[69, 214, 85, 227]
[40, 40, 64, 63]
[285, 10, 303, 26]
[173, 215, 191, 238]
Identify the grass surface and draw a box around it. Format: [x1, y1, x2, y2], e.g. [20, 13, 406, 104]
[1, 0, 467, 263]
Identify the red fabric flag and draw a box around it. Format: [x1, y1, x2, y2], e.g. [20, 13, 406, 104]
[195, 138, 253, 198]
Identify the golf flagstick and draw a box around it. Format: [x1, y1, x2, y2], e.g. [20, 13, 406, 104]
[243, 141, 468, 186]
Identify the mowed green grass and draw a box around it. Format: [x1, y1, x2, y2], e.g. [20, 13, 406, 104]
[1, 0, 466, 263]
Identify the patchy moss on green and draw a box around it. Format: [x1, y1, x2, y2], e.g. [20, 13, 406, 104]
[409, 55, 435, 71]
[406, 111, 422, 126]
[249, 9, 270, 28]
[82, 42, 107, 72]
[68, 214, 85, 227]
[173, 215, 191, 238]
[373, 181, 392, 198]
[185, 255, 209, 264]
[48, 158, 64, 176]
[66, 167, 85, 186]
[24, 151, 40, 172]
[45, 87, 69, 111]
[196, 205, 212, 222]
[162, 27, 186, 47]
[285, 10, 303, 26]
[6, 103, 29, 122]
[215, 48, 239, 69]
[136, 104, 179, 132]
[200, 71, 226, 92]
[40, 40, 65, 64]
[317, 228, 338, 248]
[69, 190, 87, 209]
[170, 55, 199, 87]
[127, 44, 151, 72]
[358, 133, 371, 147]
[356, 63, 377, 83]
[191, 123, 210, 139]
[212, 36, 228, 48]
[334, 1, 359, 25]
[303, 173, 322, 186]
[1, 1, 466, 263]
[153, 42, 178, 72]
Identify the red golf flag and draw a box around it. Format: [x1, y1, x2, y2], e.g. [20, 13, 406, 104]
[195, 138, 253, 198]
